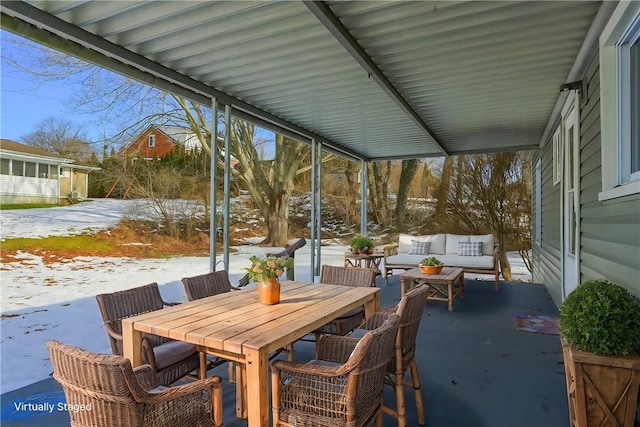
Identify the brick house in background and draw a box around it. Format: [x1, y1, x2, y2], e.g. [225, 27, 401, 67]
[124, 125, 201, 160]
[125, 124, 240, 168]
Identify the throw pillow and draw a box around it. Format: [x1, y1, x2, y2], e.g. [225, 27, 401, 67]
[408, 240, 430, 255]
[459, 241, 483, 257]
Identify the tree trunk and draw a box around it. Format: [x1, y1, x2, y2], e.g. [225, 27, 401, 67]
[369, 161, 392, 227]
[395, 159, 419, 228]
[433, 157, 453, 225]
[265, 190, 290, 246]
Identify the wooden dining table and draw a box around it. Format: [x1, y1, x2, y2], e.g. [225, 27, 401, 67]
[122, 280, 380, 427]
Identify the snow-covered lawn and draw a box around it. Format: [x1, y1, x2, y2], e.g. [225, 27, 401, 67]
[0, 199, 531, 393]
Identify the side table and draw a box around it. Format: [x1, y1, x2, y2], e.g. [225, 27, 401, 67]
[343, 252, 384, 276]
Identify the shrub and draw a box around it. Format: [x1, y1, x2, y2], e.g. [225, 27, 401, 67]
[349, 236, 374, 250]
[420, 257, 443, 266]
[559, 279, 640, 355]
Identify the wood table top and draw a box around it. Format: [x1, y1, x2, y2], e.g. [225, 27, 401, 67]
[126, 281, 380, 355]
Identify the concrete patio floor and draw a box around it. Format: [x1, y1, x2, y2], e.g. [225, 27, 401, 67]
[1, 275, 568, 427]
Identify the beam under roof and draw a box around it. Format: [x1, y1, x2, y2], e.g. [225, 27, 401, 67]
[303, 0, 448, 156]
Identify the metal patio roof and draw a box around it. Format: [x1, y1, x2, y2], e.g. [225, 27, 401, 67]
[1, 1, 607, 161]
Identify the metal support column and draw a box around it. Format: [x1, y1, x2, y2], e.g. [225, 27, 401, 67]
[360, 159, 368, 235]
[209, 98, 218, 272]
[223, 105, 232, 271]
[315, 141, 323, 276]
[310, 138, 317, 281]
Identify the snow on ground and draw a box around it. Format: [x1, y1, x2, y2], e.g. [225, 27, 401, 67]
[0, 199, 531, 393]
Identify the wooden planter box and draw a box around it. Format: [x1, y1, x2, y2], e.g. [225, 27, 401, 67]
[561, 338, 640, 427]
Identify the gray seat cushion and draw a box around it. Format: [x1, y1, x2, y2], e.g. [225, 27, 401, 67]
[153, 340, 197, 370]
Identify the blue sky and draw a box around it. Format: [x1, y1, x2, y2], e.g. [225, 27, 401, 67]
[1, 30, 101, 143]
[1, 29, 277, 158]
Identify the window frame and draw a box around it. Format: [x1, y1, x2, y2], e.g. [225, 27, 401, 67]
[148, 134, 156, 148]
[599, 2, 640, 201]
[12, 160, 24, 176]
[0, 158, 9, 175]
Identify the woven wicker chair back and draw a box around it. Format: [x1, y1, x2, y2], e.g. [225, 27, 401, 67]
[96, 283, 168, 355]
[319, 265, 376, 287]
[182, 271, 234, 301]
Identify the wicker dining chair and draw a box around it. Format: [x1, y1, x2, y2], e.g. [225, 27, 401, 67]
[271, 314, 400, 427]
[47, 340, 223, 427]
[352, 284, 430, 427]
[181, 270, 249, 301]
[95, 282, 200, 386]
[313, 265, 377, 336]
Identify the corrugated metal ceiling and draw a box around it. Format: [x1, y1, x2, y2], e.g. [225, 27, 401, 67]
[1, 0, 603, 160]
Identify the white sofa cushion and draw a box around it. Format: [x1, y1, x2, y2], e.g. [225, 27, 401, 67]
[445, 234, 469, 254]
[385, 254, 494, 269]
[469, 234, 495, 256]
[398, 233, 446, 255]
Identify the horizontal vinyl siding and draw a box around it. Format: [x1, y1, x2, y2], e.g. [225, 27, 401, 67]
[578, 52, 640, 299]
[533, 137, 563, 306]
[0, 175, 57, 198]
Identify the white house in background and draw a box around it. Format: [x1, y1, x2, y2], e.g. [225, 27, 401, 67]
[0, 139, 99, 204]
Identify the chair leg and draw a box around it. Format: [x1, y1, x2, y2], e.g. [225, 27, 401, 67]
[394, 368, 407, 427]
[409, 359, 426, 425]
[375, 406, 383, 427]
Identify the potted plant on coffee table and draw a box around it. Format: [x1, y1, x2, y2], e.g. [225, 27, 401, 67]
[419, 256, 443, 274]
[558, 279, 640, 427]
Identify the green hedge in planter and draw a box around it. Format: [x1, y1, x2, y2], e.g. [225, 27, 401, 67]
[559, 279, 640, 355]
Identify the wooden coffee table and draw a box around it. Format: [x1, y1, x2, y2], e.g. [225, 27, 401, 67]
[399, 267, 465, 311]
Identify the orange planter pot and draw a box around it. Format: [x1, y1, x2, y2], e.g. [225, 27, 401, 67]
[419, 265, 443, 275]
[257, 278, 281, 305]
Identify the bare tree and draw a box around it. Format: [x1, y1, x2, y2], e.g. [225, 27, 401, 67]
[431, 153, 532, 279]
[4, 33, 319, 246]
[368, 161, 392, 228]
[395, 159, 419, 228]
[22, 117, 95, 162]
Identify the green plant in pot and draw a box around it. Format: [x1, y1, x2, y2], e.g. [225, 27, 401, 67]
[419, 256, 443, 274]
[349, 236, 374, 254]
[558, 279, 640, 427]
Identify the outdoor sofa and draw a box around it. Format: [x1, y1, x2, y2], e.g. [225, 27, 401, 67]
[383, 233, 501, 289]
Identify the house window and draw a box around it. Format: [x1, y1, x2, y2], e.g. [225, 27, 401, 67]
[535, 158, 542, 244]
[552, 127, 562, 186]
[148, 134, 156, 148]
[39, 163, 49, 178]
[0, 158, 9, 175]
[599, 2, 640, 200]
[25, 162, 36, 177]
[629, 37, 639, 179]
[49, 165, 58, 179]
[12, 160, 24, 176]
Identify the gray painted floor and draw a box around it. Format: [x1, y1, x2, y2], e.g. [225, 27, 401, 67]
[1, 277, 569, 427]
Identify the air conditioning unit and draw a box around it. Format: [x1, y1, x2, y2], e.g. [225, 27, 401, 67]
[70, 191, 79, 199]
